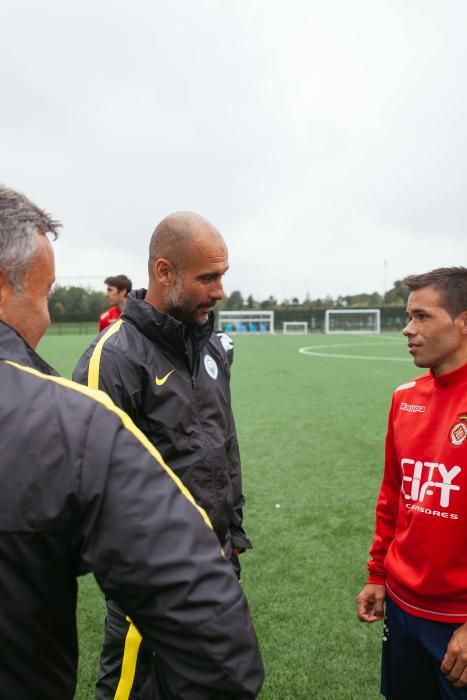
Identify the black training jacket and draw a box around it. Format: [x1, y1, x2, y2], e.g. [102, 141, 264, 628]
[73, 290, 251, 558]
[0, 321, 264, 700]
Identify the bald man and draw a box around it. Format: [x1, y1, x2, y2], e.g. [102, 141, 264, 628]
[73, 212, 253, 700]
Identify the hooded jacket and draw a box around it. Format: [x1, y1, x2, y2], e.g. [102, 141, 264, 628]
[0, 321, 263, 699]
[73, 290, 251, 558]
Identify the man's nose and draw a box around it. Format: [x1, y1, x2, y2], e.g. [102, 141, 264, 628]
[210, 279, 224, 301]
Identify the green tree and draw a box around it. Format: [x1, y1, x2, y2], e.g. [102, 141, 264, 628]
[384, 280, 409, 306]
[49, 286, 68, 322]
[65, 287, 91, 320]
[341, 292, 382, 307]
[88, 290, 107, 319]
[260, 295, 277, 309]
[226, 290, 244, 309]
[48, 285, 106, 322]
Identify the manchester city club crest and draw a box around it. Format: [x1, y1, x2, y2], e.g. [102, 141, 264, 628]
[449, 413, 467, 446]
[204, 354, 218, 380]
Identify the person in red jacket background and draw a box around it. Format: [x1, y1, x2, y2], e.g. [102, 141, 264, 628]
[98, 274, 132, 332]
[357, 267, 467, 699]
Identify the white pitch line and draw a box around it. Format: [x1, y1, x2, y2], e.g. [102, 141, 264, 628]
[299, 350, 410, 362]
[299, 342, 403, 351]
[298, 343, 411, 362]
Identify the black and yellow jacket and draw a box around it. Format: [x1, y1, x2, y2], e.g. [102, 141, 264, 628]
[0, 321, 264, 699]
[73, 290, 252, 563]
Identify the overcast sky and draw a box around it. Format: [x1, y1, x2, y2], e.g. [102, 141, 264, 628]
[2, 1, 466, 301]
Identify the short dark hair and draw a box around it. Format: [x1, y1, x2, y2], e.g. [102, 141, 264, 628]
[404, 267, 467, 319]
[104, 274, 132, 295]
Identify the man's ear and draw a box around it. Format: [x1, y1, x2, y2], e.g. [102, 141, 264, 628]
[154, 258, 176, 287]
[0, 268, 13, 314]
[460, 310, 467, 336]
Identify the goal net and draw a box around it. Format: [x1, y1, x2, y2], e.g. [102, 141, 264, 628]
[218, 310, 274, 334]
[324, 309, 381, 334]
[283, 321, 308, 334]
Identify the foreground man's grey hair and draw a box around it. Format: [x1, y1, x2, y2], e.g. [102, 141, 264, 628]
[0, 186, 61, 292]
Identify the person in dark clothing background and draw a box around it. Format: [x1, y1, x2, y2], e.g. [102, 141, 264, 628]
[0, 186, 264, 700]
[74, 211, 253, 699]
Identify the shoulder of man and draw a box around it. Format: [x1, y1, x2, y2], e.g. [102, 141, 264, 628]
[212, 330, 234, 368]
[390, 372, 432, 418]
[4, 357, 120, 421]
[0, 359, 123, 485]
[73, 320, 150, 397]
[73, 319, 134, 386]
[393, 372, 431, 395]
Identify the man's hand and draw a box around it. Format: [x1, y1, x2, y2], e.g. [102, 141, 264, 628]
[356, 584, 385, 623]
[441, 623, 467, 687]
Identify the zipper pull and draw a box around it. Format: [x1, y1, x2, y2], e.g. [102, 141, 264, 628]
[191, 376, 196, 389]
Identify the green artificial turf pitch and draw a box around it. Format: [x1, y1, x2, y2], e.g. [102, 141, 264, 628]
[37, 331, 419, 700]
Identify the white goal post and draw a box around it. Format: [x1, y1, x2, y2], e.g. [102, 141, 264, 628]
[324, 309, 381, 334]
[218, 310, 274, 334]
[283, 321, 308, 334]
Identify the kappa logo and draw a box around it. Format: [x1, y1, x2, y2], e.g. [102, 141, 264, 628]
[449, 413, 467, 447]
[400, 402, 425, 413]
[155, 369, 175, 386]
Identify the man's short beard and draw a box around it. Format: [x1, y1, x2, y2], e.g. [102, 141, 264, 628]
[164, 274, 209, 326]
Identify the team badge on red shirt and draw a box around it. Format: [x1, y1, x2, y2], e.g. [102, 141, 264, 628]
[449, 414, 467, 446]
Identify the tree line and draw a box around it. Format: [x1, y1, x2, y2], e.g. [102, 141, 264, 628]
[49, 286, 108, 323]
[219, 281, 408, 311]
[49, 281, 408, 323]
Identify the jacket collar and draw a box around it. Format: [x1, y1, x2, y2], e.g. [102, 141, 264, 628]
[430, 362, 467, 390]
[0, 321, 58, 376]
[122, 289, 214, 355]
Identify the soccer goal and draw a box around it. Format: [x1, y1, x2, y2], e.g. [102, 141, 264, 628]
[324, 309, 381, 334]
[218, 310, 274, 334]
[283, 321, 308, 335]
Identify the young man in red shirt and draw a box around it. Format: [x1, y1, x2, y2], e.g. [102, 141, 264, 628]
[357, 267, 467, 698]
[98, 274, 132, 332]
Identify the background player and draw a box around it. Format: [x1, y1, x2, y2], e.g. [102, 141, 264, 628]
[98, 274, 132, 332]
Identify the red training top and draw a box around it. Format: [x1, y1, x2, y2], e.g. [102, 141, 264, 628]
[368, 362, 467, 622]
[98, 306, 121, 333]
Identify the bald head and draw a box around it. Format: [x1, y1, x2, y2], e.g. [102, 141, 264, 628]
[146, 211, 228, 326]
[148, 211, 225, 278]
